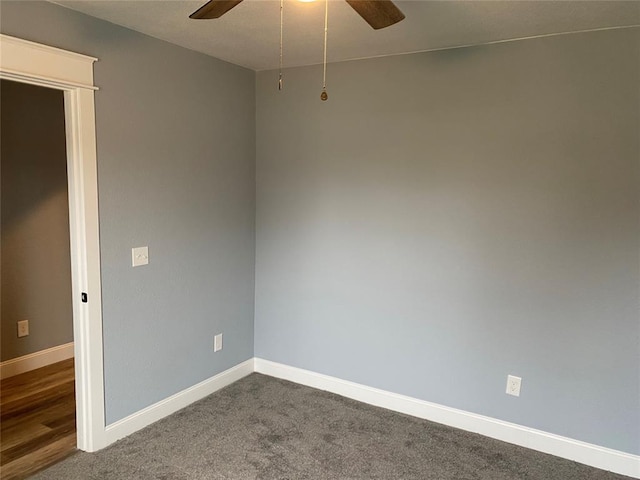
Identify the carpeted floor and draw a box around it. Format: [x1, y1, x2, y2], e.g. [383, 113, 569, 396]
[32, 373, 632, 479]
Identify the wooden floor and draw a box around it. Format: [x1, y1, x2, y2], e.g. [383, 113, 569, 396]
[0, 359, 76, 480]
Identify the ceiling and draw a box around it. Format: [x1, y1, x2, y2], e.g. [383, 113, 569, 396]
[53, 1, 640, 71]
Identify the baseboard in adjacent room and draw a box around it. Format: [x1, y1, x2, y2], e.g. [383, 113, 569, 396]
[102, 358, 254, 448]
[254, 358, 640, 479]
[0, 342, 74, 379]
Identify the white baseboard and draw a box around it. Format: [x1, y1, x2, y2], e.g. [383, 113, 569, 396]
[0, 342, 74, 379]
[91, 356, 640, 478]
[103, 359, 254, 447]
[254, 358, 640, 479]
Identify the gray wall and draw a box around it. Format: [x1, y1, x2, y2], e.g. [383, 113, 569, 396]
[255, 28, 640, 455]
[1, 80, 73, 361]
[3, 0, 638, 456]
[1, 1, 256, 424]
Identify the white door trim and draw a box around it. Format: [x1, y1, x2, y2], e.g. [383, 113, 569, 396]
[0, 34, 106, 452]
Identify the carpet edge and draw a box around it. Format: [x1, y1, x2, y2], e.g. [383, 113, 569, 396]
[254, 357, 640, 479]
[102, 359, 254, 447]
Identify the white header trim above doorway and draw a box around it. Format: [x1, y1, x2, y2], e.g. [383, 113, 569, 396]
[0, 34, 97, 89]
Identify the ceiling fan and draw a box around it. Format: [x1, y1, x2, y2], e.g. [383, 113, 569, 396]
[189, 0, 405, 30]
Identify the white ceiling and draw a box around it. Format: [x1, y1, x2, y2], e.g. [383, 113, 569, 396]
[54, 1, 640, 71]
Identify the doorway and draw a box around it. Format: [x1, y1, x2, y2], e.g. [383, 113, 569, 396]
[0, 79, 77, 478]
[0, 34, 105, 453]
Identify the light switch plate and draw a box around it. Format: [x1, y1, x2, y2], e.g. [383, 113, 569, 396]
[132, 246, 149, 267]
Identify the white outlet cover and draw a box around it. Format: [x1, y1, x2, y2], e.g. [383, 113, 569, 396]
[506, 375, 522, 397]
[17, 319, 29, 338]
[132, 246, 149, 267]
[214, 333, 223, 352]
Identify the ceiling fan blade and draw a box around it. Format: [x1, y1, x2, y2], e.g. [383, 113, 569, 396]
[189, 0, 243, 19]
[344, 0, 405, 29]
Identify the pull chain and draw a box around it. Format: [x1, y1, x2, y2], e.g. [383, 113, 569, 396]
[320, 0, 328, 101]
[279, 0, 284, 91]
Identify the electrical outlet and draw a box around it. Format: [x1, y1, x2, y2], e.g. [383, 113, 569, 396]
[506, 375, 522, 397]
[214, 333, 223, 352]
[17, 320, 29, 338]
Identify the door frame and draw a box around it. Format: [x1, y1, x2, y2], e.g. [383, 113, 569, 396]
[0, 34, 106, 451]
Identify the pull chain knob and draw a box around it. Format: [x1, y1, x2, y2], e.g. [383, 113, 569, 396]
[320, 0, 329, 102]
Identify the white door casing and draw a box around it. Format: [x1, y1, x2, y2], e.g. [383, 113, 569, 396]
[0, 34, 106, 451]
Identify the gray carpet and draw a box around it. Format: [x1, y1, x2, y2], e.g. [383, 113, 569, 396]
[32, 373, 631, 479]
